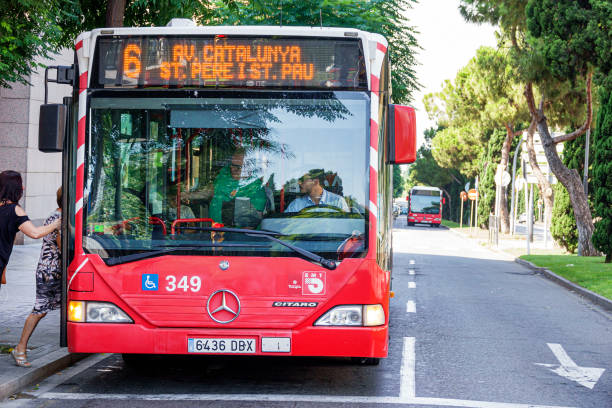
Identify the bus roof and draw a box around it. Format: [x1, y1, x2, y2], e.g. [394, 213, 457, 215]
[410, 186, 441, 192]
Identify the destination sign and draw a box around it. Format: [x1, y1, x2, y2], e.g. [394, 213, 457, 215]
[93, 36, 367, 89]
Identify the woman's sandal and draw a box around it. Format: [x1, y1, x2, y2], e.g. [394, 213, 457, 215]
[10, 349, 31, 368]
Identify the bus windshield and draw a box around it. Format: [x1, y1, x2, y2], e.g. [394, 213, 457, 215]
[409, 195, 440, 214]
[84, 91, 369, 262]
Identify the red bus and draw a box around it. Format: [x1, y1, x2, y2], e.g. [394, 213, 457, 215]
[406, 186, 444, 227]
[39, 20, 416, 364]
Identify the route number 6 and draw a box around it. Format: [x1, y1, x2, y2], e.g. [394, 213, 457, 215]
[165, 275, 202, 292]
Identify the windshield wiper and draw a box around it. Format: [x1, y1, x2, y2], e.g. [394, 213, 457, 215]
[104, 243, 271, 266]
[179, 226, 337, 270]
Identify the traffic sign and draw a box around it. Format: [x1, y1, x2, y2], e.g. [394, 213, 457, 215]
[467, 189, 478, 200]
[495, 170, 511, 186]
[521, 132, 563, 185]
[460, 191, 467, 202]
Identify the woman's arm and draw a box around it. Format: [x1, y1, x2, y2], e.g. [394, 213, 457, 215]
[15, 206, 61, 239]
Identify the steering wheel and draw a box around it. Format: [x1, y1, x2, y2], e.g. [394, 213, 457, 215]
[297, 204, 345, 214]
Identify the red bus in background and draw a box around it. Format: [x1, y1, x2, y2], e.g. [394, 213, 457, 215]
[39, 20, 416, 365]
[407, 186, 444, 227]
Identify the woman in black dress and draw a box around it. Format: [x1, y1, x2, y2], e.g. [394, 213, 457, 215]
[0, 171, 60, 367]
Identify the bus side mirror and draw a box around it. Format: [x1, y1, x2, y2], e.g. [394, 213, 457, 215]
[39, 104, 67, 152]
[387, 104, 416, 164]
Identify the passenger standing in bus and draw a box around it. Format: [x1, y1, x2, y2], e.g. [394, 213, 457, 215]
[209, 148, 266, 227]
[284, 169, 349, 212]
[12, 187, 63, 368]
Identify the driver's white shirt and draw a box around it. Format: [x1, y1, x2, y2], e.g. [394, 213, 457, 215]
[284, 189, 349, 212]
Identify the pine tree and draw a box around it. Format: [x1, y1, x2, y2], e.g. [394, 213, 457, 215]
[592, 87, 612, 262]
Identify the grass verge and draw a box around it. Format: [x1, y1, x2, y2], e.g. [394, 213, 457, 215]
[520, 255, 612, 300]
[441, 219, 469, 229]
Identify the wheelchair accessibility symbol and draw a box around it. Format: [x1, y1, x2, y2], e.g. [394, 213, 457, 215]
[142, 274, 159, 291]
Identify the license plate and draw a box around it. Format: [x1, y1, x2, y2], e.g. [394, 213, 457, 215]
[188, 338, 256, 354]
[422, 220, 430, 223]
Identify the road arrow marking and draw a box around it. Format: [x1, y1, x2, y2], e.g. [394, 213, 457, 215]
[535, 343, 605, 389]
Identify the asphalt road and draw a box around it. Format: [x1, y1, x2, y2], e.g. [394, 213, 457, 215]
[5, 219, 611, 408]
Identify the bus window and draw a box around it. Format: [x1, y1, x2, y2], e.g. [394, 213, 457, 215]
[85, 93, 369, 261]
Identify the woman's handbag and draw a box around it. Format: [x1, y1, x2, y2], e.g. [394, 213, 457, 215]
[1, 267, 6, 284]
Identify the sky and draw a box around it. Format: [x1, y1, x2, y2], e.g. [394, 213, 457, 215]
[405, 0, 498, 149]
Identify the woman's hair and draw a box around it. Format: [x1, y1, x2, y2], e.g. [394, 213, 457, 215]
[0, 170, 24, 204]
[56, 186, 62, 209]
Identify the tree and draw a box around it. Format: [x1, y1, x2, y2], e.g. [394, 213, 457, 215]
[425, 47, 529, 231]
[550, 183, 578, 253]
[592, 86, 612, 262]
[458, 0, 556, 235]
[0, 0, 75, 88]
[525, 0, 612, 255]
[549, 125, 592, 253]
[406, 127, 467, 222]
[209, 0, 420, 104]
[460, 0, 610, 255]
[393, 166, 404, 198]
[478, 128, 504, 228]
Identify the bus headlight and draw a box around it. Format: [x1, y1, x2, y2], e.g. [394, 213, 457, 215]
[87, 302, 133, 323]
[68, 301, 133, 323]
[314, 304, 385, 327]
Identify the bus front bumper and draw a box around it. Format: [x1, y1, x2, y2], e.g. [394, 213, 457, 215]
[67, 323, 388, 358]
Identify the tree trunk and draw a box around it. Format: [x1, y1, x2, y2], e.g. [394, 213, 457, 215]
[525, 119, 554, 230]
[106, 0, 127, 27]
[498, 124, 519, 234]
[440, 188, 451, 221]
[524, 81, 596, 256]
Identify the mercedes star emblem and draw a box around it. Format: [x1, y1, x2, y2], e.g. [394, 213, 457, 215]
[206, 289, 240, 324]
[219, 260, 230, 270]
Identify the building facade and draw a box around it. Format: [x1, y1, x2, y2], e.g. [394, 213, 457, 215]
[0, 50, 72, 243]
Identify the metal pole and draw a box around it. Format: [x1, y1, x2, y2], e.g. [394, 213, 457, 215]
[510, 133, 525, 236]
[460, 199, 464, 229]
[527, 184, 533, 255]
[470, 200, 474, 235]
[583, 128, 590, 196]
[474, 175, 479, 232]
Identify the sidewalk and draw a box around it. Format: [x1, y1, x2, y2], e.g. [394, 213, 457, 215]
[449, 222, 562, 258]
[449, 225, 612, 312]
[0, 243, 84, 401]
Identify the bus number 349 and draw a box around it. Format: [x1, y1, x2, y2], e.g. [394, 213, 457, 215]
[166, 275, 202, 292]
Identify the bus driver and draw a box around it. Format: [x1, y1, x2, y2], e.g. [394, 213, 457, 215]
[284, 169, 349, 213]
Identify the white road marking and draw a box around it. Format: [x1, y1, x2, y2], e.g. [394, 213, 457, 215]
[400, 337, 415, 398]
[408, 282, 416, 289]
[535, 343, 605, 389]
[406, 301, 416, 313]
[39, 392, 575, 407]
[409, 259, 415, 265]
[409, 269, 415, 275]
[34, 342, 575, 408]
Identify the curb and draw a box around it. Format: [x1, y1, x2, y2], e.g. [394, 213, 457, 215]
[0, 349, 89, 401]
[446, 228, 515, 260]
[515, 258, 612, 312]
